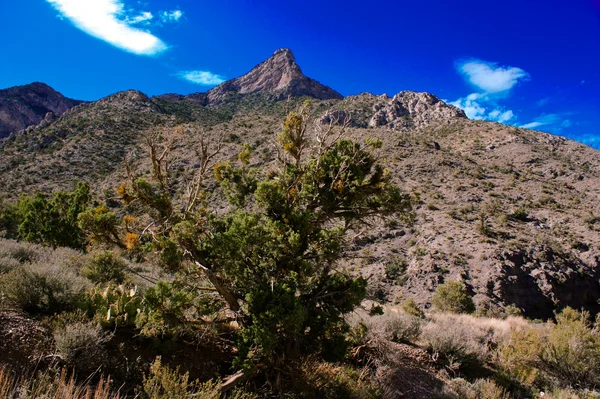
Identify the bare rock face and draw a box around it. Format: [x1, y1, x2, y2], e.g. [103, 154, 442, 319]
[368, 91, 467, 128]
[0, 82, 81, 138]
[205, 48, 343, 104]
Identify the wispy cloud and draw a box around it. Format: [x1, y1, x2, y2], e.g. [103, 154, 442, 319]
[126, 11, 153, 25]
[458, 59, 530, 94]
[46, 0, 168, 56]
[520, 114, 572, 131]
[177, 70, 226, 86]
[450, 59, 530, 125]
[160, 10, 183, 23]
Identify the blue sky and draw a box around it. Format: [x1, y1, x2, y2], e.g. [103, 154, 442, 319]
[0, 0, 599, 147]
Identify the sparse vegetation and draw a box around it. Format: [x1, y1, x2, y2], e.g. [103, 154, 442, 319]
[432, 281, 476, 314]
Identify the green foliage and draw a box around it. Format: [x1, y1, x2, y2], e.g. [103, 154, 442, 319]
[139, 357, 208, 399]
[83, 284, 143, 328]
[98, 106, 413, 373]
[0, 183, 90, 249]
[432, 281, 476, 314]
[511, 206, 529, 222]
[214, 145, 257, 207]
[401, 297, 425, 319]
[82, 251, 128, 284]
[499, 307, 600, 390]
[136, 281, 222, 339]
[384, 256, 407, 282]
[77, 204, 122, 248]
[541, 308, 600, 388]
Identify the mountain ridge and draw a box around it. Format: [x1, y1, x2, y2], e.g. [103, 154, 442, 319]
[0, 82, 82, 139]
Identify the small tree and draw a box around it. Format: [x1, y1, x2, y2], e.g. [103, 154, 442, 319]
[96, 105, 413, 371]
[432, 281, 475, 314]
[3, 182, 91, 249]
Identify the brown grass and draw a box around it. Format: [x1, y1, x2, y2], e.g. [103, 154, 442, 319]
[0, 366, 120, 398]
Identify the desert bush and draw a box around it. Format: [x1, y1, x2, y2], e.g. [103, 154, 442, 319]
[545, 388, 600, 399]
[0, 256, 20, 274]
[511, 206, 529, 222]
[384, 256, 407, 282]
[82, 251, 128, 284]
[296, 358, 381, 399]
[438, 378, 509, 399]
[139, 356, 219, 399]
[499, 308, 600, 389]
[0, 239, 40, 263]
[54, 321, 108, 365]
[401, 297, 425, 318]
[432, 281, 475, 314]
[372, 312, 422, 344]
[541, 308, 600, 388]
[0, 257, 89, 314]
[422, 314, 517, 371]
[0, 240, 88, 314]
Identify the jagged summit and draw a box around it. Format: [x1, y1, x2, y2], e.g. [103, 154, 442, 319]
[0, 82, 81, 138]
[178, 48, 343, 105]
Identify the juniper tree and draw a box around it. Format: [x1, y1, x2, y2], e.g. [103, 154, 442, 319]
[83, 104, 413, 370]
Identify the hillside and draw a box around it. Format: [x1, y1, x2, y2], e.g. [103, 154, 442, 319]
[0, 82, 81, 139]
[1, 50, 599, 321]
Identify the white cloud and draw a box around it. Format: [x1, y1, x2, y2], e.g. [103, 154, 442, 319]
[449, 93, 516, 123]
[449, 59, 530, 125]
[127, 11, 153, 25]
[177, 70, 225, 86]
[458, 59, 530, 94]
[520, 114, 563, 130]
[160, 10, 183, 23]
[46, 0, 168, 56]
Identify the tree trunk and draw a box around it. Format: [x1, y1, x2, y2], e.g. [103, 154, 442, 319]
[195, 261, 240, 312]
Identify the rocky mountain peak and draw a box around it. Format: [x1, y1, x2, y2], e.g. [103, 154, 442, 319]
[205, 48, 343, 104]
[0, 82, 81, 138]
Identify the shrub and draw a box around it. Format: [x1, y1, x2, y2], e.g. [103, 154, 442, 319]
[139, 356, 213, 399]
[421, 314, 507, 371]
[438, 378, 509, 399]
[401, 297, 425, 318]
[0, 262, 88, 315]
[82, 251, 128, 284]
[371, 312, 421, 342]
[541, 308, 600, 388]
[498, 308, 600, 389]
[511, 207, 529, 222]
[135, 281, 221, 339]
[53, 321, 108, 370]
[385, 256, 407, 281]
[297, 358, 381, 399]
[432, 281, 475, 314]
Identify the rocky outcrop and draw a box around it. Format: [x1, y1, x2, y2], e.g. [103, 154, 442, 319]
[169, 49, 343, 106]
[206, 49, 343, 104]
[368, 91, 467, 128]
[0, 82, 81, 138]
[318, 91, 467, 129]
[492, 246, 600, 319]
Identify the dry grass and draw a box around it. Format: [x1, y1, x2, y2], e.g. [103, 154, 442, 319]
[0, 366, 120, 399]
[421, 313, 528, 371]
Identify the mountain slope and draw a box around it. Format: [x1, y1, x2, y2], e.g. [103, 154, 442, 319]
[0, 50, 599, 320]
[0, 82, 81, 138]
